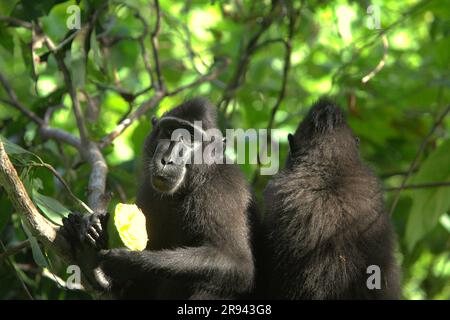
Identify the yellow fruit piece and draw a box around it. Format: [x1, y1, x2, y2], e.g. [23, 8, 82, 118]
[114, 203, 148, 251]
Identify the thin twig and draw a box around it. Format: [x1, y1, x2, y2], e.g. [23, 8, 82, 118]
[252, 3, 301, 186]
[167, 58, 230, 96]
[0, 240, 30, 262]
[29, 162, 93, 213]
[150, 0, 164, 90]
[267, 7, 298, 130]
[218, 2, 279, 113]
[114, 1, 156, 87]
[0, 72, 81, 149]
[0, 73, 44, 126]
[99, 90, 165, 148]
[361, 34, 388, 84]
[0, 240, 34, 300]
[389, 104, 450, 215]
[42, 33, 89, 145]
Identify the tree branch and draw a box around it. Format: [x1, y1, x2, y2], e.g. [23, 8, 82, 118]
[267, 6, 298, 130]
[39, 127, 82, 149]
[0, 139, 71, 261]
[42, 32, 89, 145]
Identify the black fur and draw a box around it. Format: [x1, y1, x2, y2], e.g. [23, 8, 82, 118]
[261, 99, 401, 299]
[63, 98, 256, 299]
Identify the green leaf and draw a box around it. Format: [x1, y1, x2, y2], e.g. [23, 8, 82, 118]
[21, 219, 50, 269]
[11, 0, 66, 21]
[405, 139, 450, 251]
[0, 135, 30, 155]
[32, 190, 70, 225]
[24, 122, 38, 145]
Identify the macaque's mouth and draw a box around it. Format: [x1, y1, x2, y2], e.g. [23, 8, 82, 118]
[151, 175, 180, 193]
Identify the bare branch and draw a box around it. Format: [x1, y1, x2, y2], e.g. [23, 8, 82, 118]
[167, 58, 230, 96]
[0, 240, 30, 263]
[99, 90, 165, 148]
[84, 142, 109, 213]
[0, 73, 44, 126]
[361, 34, 389, 84]
[389, 104, 450, 215]
[39, 127, 82, 149]
[0, 72, 82, 149]
[0, 15, 32, 29]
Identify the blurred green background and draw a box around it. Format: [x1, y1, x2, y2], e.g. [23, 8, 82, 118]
[0, 0, 449, 299]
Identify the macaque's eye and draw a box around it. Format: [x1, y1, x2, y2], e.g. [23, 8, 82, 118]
[355, 136, 360, 147]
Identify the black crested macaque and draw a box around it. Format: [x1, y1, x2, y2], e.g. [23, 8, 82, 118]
[262, 99, 401, 299]
[62, 98, 256, 299]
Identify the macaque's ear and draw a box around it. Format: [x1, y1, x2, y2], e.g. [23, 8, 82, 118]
[287, 133, 296, 153]
[151, 116, 158, 126]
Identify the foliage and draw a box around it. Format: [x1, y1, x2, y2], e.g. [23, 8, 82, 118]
[0, 0, 449, 300]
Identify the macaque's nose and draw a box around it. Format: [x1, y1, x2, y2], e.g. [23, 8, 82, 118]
[161, 155, 174, 166]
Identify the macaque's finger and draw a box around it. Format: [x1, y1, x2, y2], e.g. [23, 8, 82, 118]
[89, 225, 100, 239]
[86, 233, 97, 247]
[93, 220, 103, 234]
